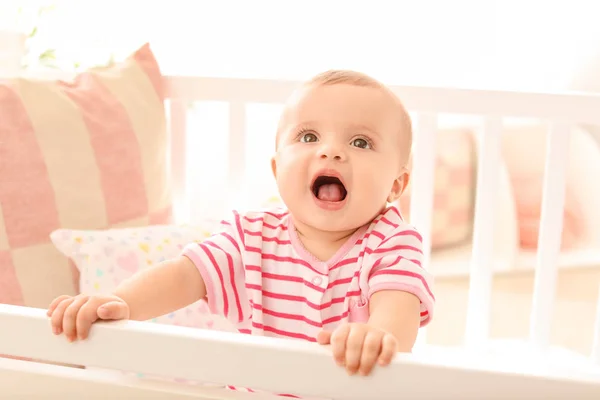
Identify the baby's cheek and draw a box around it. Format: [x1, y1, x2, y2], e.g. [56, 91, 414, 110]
[358, 168, 389, 194]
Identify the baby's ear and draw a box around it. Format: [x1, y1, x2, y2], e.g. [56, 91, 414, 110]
[270, 156, 277, 179]
[387, 170, 410, 203]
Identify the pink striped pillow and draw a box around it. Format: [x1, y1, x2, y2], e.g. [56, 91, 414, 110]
[0, 43, 172, 309]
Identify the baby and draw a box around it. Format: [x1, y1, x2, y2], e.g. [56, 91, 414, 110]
[47, 70, 435, 380]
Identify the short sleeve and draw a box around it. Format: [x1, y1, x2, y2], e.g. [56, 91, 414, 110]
[181, 211, 249, 324]
[361, 226, 435, 326]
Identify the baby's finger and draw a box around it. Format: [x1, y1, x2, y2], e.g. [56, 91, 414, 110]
[97, 301, 129, 321]
[316, 330, 332, 345]
[378, 333, 398, 366]
[50, 297, 75, 335]
[344, 326, 366, 375]
[358, 331, 382, 376]
[62, 296, 90, 341]
[76, 299, 103, 340]
[330, 324, 351, 367]
[47, 295, 72, 317]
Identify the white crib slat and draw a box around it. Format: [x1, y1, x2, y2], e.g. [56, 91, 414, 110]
[465, 117, 503, 349]
[166, 99, 189, 224]
[408, 113, 438, 348]
[409, 113, 438, 266]
[592, 284, 600, 365]
[227, 102, 247, 211]
[529, 122, 571, 348]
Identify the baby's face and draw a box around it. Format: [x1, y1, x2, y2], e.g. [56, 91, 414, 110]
[272, 83, 410, 233]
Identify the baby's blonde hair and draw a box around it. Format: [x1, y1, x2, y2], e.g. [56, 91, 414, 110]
[277, 69, 413, 165]
[307, 69, 385, 87]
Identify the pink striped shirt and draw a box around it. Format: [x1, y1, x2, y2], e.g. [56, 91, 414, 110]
[182, 205, 435, 341]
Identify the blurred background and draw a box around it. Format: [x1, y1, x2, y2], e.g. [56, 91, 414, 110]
[2, 0, 600, 355]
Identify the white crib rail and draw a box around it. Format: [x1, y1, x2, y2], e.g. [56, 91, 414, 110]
[166, 77, 600, 124]
[2, 304, 600, 399]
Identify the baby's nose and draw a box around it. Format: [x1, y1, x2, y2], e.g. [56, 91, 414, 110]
[318, 143, 346, 160]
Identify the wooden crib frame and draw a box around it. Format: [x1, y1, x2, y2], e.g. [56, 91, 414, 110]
[2, 75, 600, 399]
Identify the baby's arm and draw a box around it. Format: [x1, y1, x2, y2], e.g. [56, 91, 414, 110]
[362, 226, 435, 347]
[47, 256, 205, 341]
[114, 256, 205, 321]
[317, 290, 422, 376]
[367, 289, 422, 352]
[49, 210, 249, 341]
[317, 224, 434, 376]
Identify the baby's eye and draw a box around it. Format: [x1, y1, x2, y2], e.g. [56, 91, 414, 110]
[351, 138, 370, 149]
[300, 133, 318, 143]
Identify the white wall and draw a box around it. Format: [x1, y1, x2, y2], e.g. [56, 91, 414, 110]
[0, 30, 25, 76]
[2, 0, 599, 92]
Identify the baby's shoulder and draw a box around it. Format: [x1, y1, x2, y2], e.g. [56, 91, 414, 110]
[366, 205, 423, 244]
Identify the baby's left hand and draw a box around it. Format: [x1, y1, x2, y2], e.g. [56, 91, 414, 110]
[317, 323, 398, 376]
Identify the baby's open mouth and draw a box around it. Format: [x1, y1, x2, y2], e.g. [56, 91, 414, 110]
[311, 175, 347, 202]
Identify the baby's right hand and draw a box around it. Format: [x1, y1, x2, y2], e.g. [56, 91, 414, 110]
[47, 294, 130, 342]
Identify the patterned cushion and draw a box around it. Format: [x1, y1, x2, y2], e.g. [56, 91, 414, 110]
[399, 128, 476, 249]
[50, 223, 237, 331]
[0, 43, 171, 308]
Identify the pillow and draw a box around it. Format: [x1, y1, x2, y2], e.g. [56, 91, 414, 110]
[0, 43, 171, 309]
[426, 132, 519, 276]
[398, 128, 476, 249]
[50, 223, 238, 331]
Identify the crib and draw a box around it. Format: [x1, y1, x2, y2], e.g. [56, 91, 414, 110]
[2, 73, 600, 399]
